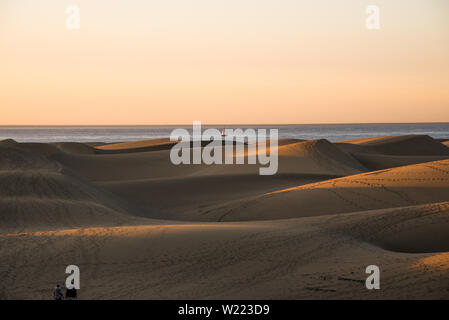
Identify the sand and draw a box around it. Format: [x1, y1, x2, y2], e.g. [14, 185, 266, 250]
[1, 134, 449, 299]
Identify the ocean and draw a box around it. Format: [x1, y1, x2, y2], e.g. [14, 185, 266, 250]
[1, 123, 448, 143]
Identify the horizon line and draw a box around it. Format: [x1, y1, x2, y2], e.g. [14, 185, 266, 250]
[1, 121, 449, 127]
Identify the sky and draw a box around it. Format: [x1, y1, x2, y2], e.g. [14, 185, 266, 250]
[1, 0, 448, 125]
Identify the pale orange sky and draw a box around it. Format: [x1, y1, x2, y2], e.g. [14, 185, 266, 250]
[1, 0, 448, 125]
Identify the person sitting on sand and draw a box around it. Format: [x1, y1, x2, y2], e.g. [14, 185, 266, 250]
[53, 284, 64, 300]
[65, 286, 77, 300]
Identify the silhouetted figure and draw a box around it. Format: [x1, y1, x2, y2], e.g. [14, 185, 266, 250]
[65, 286, 77, 300]
[53, 284, 64, 300]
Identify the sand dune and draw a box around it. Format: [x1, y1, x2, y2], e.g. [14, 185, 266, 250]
[0, 139, 17, 146]
[100, 174, 329, 220]
[339, 136, 394, 144]
[0, 145, 58, 171]
[49, 139, 365, 183]
[267, 139, 366, 175]
[51, 150, 202, 181]
[327, 201, 449, 253]
[2, 202, 449, 299]
[52, 142, 98, 155]
[96, 138, 177, 153]
[2, 135, 449, 299]
[97, 138, 173, 150]
[96, 139, 366, 220]
[204, 158, 449, 221]
[350, 152, 449, 170]
[0, 145, 146, 233]
[1, 141, 98, 157]
[337, 135, 449, 156]
[1, 142, 62, 158]
[335, 135, 449, 170]
[176, 139, 366, 177]
[252, 137, 305, 146]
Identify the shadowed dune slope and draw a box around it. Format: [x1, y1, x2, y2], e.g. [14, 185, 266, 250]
[4, 143, 62, 157]
[100, 174, 330, 220]
[327, 201, 449, 253]
[349, 153, 449, 171]
[97, 138, 173, 150]
[335, 135, 449, 170]
[0, 146, 58, 171]
[0, 146, 147, 233]
[95, 138, 177, 153]
[52, 142, 98, 155]
[337, 135, 449, 156]
[253, 138, 306, 146]
[1, 141, 98, 156]
[51, 150, 202, 181]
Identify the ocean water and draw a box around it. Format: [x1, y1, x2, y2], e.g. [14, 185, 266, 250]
[0, 123, 448, 143]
